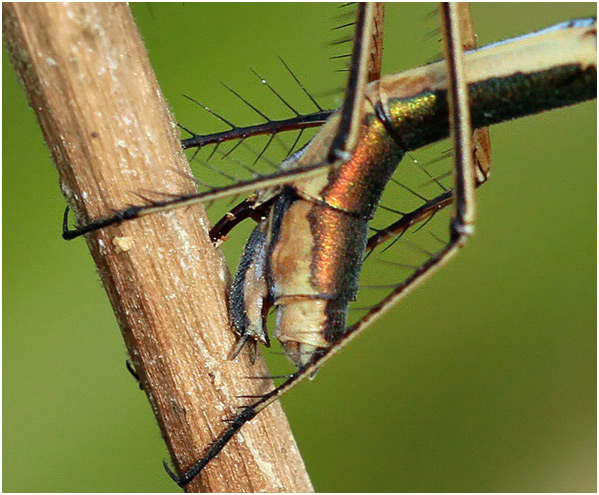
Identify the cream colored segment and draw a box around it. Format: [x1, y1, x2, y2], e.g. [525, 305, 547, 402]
[372, 19, 596, 109]
[269, 200, 320, 296]
[274, 299, 329, 349]
[297, 343, 321, 369]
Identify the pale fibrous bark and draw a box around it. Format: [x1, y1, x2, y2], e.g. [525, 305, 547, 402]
[3, 3, 313, 492]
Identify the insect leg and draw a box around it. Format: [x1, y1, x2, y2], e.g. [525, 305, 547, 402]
[62, 161, 334, 240]
[441, 2, 475, 242]
[181, 84, 331, 149]
[208, 196, 275, 243]
[328, 3, 381, 162]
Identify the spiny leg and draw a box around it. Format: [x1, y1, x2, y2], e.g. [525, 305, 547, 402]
[180, 59, 332, 150]
[62, 160, 335, 240]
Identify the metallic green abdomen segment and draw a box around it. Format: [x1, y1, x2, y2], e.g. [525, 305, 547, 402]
[320, 116, 405, 218]
[309, 116, 405, 303]
[386, 64, 596, 152]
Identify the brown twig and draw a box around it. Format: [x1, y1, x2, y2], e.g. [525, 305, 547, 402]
[3, 3, 313, 492]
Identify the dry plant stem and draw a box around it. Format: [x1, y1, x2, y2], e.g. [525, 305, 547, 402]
[3, 3, 313, 493]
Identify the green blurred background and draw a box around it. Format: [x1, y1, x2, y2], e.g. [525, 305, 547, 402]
[3, 3, 595, 492]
